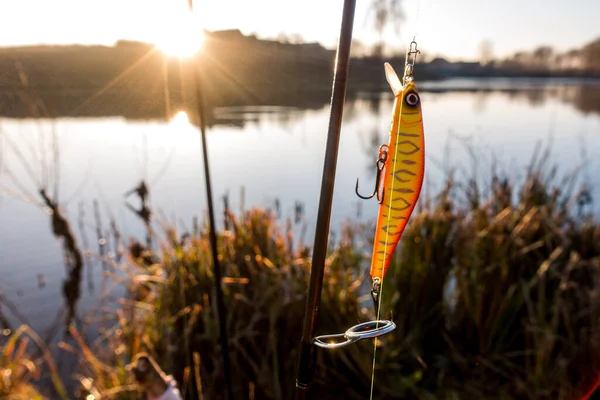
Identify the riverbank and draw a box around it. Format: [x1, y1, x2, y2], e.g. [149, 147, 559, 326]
[2, 32, 600, 123]
[1, 151, 599, 399]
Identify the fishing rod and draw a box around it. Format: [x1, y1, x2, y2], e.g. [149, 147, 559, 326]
[187, 1, 234, 399]
[294, 0, 362, 397]
[294, 1, 426, 396]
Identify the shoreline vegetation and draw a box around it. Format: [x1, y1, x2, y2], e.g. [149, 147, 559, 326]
[1, 143, 600, 399]
[1, 30, 600, 123]
[1, 28, 600, 400]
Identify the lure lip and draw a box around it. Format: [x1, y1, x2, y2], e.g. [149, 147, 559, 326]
[384, 62, 403, 96]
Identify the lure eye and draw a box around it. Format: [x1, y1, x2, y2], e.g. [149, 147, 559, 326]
[405, 92, 420, 106]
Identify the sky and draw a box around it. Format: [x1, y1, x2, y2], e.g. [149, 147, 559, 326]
[1, 0, 599, 61]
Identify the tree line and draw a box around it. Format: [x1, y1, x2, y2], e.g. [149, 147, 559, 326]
[478, 37, 600, 72]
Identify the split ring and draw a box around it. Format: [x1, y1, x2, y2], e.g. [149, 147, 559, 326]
[345, 320, 396, 340]
[313, 320, 396, 350]
[313, 332, 358, 349]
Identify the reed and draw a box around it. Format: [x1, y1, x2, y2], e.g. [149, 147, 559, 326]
[2, 151, 599, 400]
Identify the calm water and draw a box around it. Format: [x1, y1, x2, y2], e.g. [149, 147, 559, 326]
[1, 78, 600, 341]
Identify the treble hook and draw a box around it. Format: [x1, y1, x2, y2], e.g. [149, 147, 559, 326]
[355, 145, 388, 204]
[371, 277, 381, 315]
[355, 166, 383, 202]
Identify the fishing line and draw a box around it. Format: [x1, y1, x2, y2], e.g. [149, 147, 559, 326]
[413, 0, 422, 39]
[368, 63, 407, 400]
[369, 1, 423, 397]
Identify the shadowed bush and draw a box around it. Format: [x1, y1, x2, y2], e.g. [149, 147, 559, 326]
[371, 152, 600, 399]
[92, 157, 596, 400]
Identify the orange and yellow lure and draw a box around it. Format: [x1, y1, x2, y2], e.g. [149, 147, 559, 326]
[356, 43, 425, 308]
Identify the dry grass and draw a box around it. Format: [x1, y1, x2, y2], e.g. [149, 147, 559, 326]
[2, 153, 599, 400]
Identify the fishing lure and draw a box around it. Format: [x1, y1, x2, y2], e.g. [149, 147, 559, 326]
[356, 40, 425, 310]
[312, 40, 424, 350]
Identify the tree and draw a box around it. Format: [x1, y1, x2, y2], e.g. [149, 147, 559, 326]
[510, 51, 532, 68]
[371, 43, 384, 58]
[276, 32, 289, 44]
[581, 38, 600, 71]
[368, 0, 404, 58]
[287, 34, 304, 45]
[350, 40, 369, 58]
[276, 32, 305, 45]
[370, 0, 404, 34]
[563, 49, 583, 70]
[532, 46, 553, 69]
[478, 40, 494, 66]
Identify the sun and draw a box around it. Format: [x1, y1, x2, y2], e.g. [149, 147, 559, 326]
[154, 5, 205, 59]
[170, 110, 190, 125]
[156, 31, 204, 58]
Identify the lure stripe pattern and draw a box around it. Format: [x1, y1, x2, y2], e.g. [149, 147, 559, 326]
[370, 80, 425, 280]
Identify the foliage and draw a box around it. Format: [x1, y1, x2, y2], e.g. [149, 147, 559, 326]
[0, 325, 68, 400]
[2, 155, 599, 400]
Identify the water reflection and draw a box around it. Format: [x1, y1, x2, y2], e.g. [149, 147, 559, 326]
[570, 85, 600, 115]
[39, 188, 84, 328]
[0, 122, 85, 328]
[3, 78, 600, 123]
[473, 91, 488, 115]
[77, 201, 94, 294]
[0, 81, 599, 339]
[125, 181, 153, 247]
[409, 80, 600, 118]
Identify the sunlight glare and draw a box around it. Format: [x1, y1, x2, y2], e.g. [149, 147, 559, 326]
[155, 4, 204, 59]
[170, 111, 190, 126]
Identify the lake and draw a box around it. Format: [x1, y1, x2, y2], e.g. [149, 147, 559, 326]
[1, 77, 600, 346]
